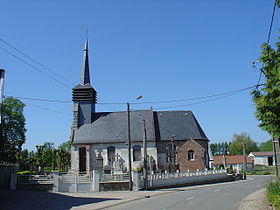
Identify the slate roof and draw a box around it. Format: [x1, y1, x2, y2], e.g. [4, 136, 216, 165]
[154, 111, 207, 141]
[73, 110, 208, 144]
[213, 155, 253, 165]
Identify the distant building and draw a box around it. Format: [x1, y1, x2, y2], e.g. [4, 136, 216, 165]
[212, 155, 253, 172]
[70, 40, 211, 173]
[248, 151, 275, 166]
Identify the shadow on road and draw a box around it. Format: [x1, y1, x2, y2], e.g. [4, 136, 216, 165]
[0, 190, 120, 210]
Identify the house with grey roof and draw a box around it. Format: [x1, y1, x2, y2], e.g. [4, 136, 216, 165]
[248, 151, 275, 166]
[70, 40, 210, 173]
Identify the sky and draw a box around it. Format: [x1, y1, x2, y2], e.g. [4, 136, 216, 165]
[0, 0, 279, 151]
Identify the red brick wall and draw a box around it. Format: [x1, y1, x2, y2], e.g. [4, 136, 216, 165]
[177, 139, 205, 172]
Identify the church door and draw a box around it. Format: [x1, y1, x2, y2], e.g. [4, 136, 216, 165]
[79, 147, 86, 172]
[107, 146, 115, 166]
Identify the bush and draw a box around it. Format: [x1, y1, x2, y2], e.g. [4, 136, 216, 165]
[267, 177, 280, 209]
[17, 170, 30, 175]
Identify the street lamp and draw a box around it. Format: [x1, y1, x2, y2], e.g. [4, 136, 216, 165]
[127, 95, 142, 191]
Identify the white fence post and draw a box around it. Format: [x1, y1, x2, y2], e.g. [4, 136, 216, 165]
[52, 171, 59, 192]
[92, 171, 100, 192]
[132, 171, 141, 191]
[74, 171, 78, 192]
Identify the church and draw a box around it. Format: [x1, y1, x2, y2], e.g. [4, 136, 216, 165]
[70, 40, 210, 173]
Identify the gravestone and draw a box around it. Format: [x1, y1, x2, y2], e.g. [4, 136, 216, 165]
[112, 153, 124, 174]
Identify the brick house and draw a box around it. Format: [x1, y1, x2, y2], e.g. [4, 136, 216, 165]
[212, 155, 253, 172]
[70, 40, 211, 173]
[177, 139, 206, 171]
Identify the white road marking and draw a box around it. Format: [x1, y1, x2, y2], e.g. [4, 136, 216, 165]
[214, 189, 221, 192]
[186, 196, 196, 200]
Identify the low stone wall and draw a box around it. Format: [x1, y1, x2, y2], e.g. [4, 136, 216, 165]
[16, 183, 53, 191]
[100, 181, 129, 191]
[134, 170, 232, 190]
[0, 165, 18, 189]
[146, 173, 232, 189]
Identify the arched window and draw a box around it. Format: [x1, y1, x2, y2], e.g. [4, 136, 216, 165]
[188, 150, 195, 161]
[133, 145, 141, 161]
[107, 146, 115, 165]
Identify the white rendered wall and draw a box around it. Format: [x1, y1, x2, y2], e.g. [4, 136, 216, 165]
[89, 142, 158, 171]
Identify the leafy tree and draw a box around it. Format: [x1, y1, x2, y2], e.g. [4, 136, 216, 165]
[34, 141, 71, 172]
[28, 151, 36, 172]
[0, 97, 26, 163]
[210, 143, 218, 155]
[251, 29, 280, 138]
[40, 142, 55, 168]
[210, 142, 230, 155]
[58, 141, 71, 152]
[18, 149, 29, 170]
[229, 133, 258, 155]
[259, 139, 273, 152]
[57, 141, 71, 170]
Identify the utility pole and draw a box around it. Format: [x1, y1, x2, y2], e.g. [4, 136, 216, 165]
[170, 135, 176, 172]
[127, 96, 142, 191]
[0, 69, 5, 155]
[142, 119, 148, 190]
[127, 102, 132, 191]
[242, 142, 247, 179]
[273, 137, 279, 177]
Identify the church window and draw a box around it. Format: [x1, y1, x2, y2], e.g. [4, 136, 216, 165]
[166, 145, 172, 162]
[188, 150, 195, 160]
[133, 145, 141, 161]
[107, 146, 115, 166]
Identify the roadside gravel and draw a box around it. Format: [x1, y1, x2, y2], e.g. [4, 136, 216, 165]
[238, 188, 274, 210]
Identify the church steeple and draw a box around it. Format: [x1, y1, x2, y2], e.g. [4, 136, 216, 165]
[72, 39, 97, 128]
[80, 40, 90, 85]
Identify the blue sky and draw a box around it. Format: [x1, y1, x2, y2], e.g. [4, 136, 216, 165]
[0, 0, 279, 150]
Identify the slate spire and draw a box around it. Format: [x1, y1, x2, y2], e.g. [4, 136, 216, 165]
[80, 39, 90, 85]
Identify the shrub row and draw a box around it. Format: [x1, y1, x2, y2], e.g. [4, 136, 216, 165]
[267, 177, 280, 209]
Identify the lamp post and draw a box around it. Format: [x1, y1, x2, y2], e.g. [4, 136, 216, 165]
[142, 119, 148, 190]
[127, 95, 142, 191]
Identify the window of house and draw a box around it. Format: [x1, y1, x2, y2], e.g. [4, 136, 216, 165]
[188, 150, 195, 161]
[107, 146, 115, 165]
[133, 145, 141, 161]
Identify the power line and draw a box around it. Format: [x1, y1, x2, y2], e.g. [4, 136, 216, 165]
[24, 102, 72, 117]
[255, 0, 278, 88]
[5, 95, 71, 103]
[0, 37, 75, 86]
[7, 84, 262, 106]
[267, 0, 278, 44]
[0, 46, 72, 89]
[154, 87, 252, 110]
[131, 85, 258, 105]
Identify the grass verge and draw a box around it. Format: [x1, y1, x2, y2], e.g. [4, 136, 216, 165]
[267, 177, 280, 209]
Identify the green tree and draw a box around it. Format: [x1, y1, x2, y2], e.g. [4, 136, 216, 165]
[210, 143, 218, 155]
[57, 141, 71, 170]
[259, 139, 273, 152]
[40, 142, 55, 168]
[229, 133, 259, 155]
[251, 35, 280, 138]
[18, 149, 29, 170]
[0, 97, 26, 163]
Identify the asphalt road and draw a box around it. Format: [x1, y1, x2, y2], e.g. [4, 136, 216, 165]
[105, 175, 272, 210]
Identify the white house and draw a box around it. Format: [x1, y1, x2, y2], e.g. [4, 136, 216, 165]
[248, 151, 275, 166]
[212, 155, 254, 173]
